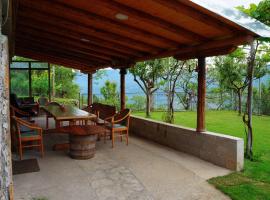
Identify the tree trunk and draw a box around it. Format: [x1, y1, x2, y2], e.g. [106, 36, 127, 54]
[237, 90, 242, 115]
[146, 92, 151, 117]
[244, 41, 256, 160]
[150, 92, 154, 111]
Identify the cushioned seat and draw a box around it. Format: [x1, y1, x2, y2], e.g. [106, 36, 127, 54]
[21, 131, 39, 138]
[20, 125, 32, 133]
[106, 123, 127, 129]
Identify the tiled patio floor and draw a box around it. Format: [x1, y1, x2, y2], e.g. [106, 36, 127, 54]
[13, 117, 231, 200]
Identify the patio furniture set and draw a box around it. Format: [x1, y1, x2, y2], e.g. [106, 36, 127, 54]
[10, 94, 131, 160]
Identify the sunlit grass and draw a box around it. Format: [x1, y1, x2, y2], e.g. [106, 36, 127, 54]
[133, 111, 270, 200]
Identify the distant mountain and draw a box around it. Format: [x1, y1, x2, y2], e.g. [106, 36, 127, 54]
[75, 67, 270, 95]
[74, 69, 143, 95]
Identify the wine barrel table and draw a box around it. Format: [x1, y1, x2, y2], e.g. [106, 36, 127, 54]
[50, 125, 106, 160]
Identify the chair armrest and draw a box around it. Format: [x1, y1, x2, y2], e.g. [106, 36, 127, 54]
[113, 115, 130, 124]
[14, 108, 30, 117]
[16, 117, 42, 131]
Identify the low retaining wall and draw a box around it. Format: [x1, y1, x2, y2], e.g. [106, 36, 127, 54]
[130, 116, 244, 171]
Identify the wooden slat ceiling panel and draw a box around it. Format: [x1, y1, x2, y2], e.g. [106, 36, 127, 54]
[14, 0, 256, 70]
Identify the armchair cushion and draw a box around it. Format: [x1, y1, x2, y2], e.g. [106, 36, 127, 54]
[20, 125, 32, 133]
[105, 123, 127, 129]
[21, 130, 39, 138]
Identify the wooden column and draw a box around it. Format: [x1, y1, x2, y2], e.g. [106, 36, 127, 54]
[196, 57, 206, 132]
[48, 63, 51, 101]
[120, 68, 127, 110]
[87, 73, 93, 106]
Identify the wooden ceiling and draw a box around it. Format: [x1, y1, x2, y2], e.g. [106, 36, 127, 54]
[13, 0, 257, 72]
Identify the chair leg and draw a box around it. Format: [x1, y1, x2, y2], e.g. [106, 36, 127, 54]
[126, 130, 129, 146]
[46, 116, 49, 129]
[103, 131, 106, 143]
[120, 132, 123, 142]
[111, 130, 114, 148]
[40, 139, 44, 157]
[19, 142, 23, 160]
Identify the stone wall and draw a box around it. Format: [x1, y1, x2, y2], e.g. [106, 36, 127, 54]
[0, 35, 12, 200]
[130, 116, 244, 171]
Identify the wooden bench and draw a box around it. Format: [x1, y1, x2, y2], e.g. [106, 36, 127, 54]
[83, 103, 116, 125]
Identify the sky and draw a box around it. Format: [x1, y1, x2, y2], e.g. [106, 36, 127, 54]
[222, 0, 262, 7]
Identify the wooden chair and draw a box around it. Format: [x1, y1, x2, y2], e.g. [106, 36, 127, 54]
[10, 105, 33, 122]
[38, 96, 49, 115]
[103, 109, 131, 148]
[45, 101, 62, 129]
[11, 116, 44, 160]
[38, 96, 49, 106]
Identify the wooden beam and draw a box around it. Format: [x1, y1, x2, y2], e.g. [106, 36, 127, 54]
[17, 14, 155, 54]
[16, 35, 116, 62]
[56, 0, 207, 42]
[196, 57, 206, 132]
[174, 46, 237, 60]
[16, 28, 136, 59]
[15, 47, 103, 70]
[88, 73, 93, 105]
[15, 41, 110, 65]
[20, 0, 178, 48]
[154, 0, 237, 34]
[120, 68, 127, 110]
[138, 35, 254, 61]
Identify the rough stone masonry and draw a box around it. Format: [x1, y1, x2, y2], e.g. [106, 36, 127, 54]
[0, 35, 12, 200]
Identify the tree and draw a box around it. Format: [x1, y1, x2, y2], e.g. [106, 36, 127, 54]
[238, 0, 270, 159]
[128, 95, 146, 111]
[129, 60, 163, 117]
[176, 60, 197, 111]
[53, 65, 80, 99]
[214, 49, 248, 115]
[160, 58, 185, 123]
[100, 80, 120, 109]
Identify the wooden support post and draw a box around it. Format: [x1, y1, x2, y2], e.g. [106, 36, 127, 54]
[48, 63, 51, 101]
[196, 57, 206, 132]
[120, 68, 127, 110]
[87, 73, 93, 106]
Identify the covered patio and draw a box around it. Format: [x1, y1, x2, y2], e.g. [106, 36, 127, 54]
[13, 116, 230, 200]
[1, 0, 270, 200]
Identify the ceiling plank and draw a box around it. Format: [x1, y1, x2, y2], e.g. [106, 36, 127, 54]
[15, 48, 100, 70]
[55, 0, 207, 42]
[17, 10, 159, 53]
[16, 36, 114, 62]
[16, 42, 110, 66]
[19, 0, 179, 48]
[16, 28, 132, 59]
[153, 0, 238, 34]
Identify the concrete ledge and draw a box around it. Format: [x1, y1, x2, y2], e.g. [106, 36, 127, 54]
[130, 116, 244, 171]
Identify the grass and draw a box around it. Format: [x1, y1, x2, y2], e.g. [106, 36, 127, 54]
[133, 110, 270, 200]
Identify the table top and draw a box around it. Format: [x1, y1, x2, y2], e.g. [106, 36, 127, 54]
[42, 104, 96, 121]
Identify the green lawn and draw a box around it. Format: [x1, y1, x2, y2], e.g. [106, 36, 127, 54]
[133, 111, 270, 200]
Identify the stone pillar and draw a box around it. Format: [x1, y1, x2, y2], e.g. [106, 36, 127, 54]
[87, 73, 93, 105]
[196, 57, 206, 132]
[120, 68, 126, 110]
[0, 35, 13, 200]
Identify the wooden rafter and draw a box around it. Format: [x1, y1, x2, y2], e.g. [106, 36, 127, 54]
[55, 0, 207, 42]
[19, 0, 178, 48]
[17, 10, 159, 53]
[16, 30, 132, 59]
